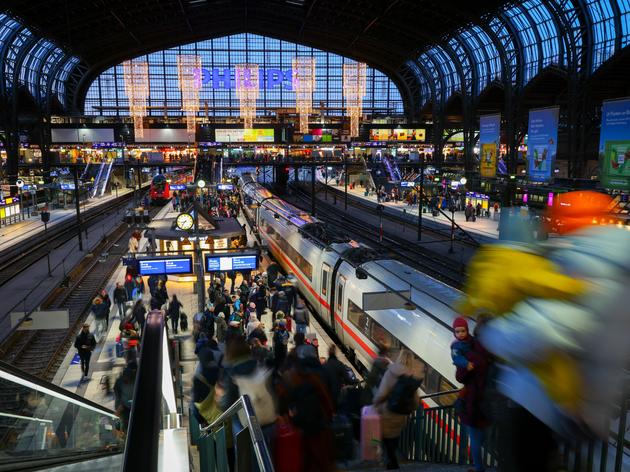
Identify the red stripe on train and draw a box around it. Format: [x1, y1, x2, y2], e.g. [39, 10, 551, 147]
[260, 228, 376, 359]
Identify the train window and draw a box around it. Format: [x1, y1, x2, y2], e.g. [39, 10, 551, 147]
[267, 228, 312, 280]
[348, 300, 371, 338]
[321, 264, 330, 296]
[336, 277, 345, 314]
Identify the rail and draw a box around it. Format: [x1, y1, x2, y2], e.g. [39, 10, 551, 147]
[399, 385, 630, 472]
[197, 395, 275, 472]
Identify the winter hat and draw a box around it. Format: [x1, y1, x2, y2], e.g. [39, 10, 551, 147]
[452, 317, 469, 334]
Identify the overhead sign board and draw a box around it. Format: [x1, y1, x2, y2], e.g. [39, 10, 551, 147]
[137, 256, 193, 275]
[217, 183, 234, 191]
[205, 253, 258, 272]
[10, 310, 70, 330]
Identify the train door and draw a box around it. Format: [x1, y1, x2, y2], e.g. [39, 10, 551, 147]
[321, 263, 332, 325]
[334, 276, 346, 338]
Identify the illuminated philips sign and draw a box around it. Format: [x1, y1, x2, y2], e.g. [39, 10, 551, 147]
[195, 68, 294, 90]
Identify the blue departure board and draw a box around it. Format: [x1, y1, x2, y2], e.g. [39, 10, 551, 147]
[205, 253, 258, 272]
[137, 257, 192, 275]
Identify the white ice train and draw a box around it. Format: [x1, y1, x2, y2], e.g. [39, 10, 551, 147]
[240, 173, 466, 405]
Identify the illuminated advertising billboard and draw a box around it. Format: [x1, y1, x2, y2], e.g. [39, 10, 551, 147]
[527, 107, 559, 182]
[599, 98, 630, 190]
[215, 129, 275, 143]
[369, 129, 426, 142]
[479, 114, 500, 178]
[294, 128, 340, 143]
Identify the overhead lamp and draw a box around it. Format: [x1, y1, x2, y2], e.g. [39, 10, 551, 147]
[459, 177, 467, 185]
[197, 179, 206, 188]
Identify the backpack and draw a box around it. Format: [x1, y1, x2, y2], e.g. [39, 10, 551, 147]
[290, 374, 331, 434]
[387, 375, 421, 415]
[233, 368, 278, 426]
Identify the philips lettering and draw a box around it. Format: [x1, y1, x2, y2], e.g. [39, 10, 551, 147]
[196, 67, 294, 90]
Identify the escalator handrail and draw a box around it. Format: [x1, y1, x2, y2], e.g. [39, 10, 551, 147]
[122, 309, 164, 471]
[0, 360, 116, 418]
[201, 394, 275, 472]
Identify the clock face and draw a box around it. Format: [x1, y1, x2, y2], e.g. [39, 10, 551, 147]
[176, 213, 194, 231]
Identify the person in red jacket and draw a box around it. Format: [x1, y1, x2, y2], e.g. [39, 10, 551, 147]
[453, 317, 491, 472]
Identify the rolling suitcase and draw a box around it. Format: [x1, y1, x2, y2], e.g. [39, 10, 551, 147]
[332, 414, 354, 462]
[115, 341, 124, 358]
[360, 405, 381, 461]
[274, 416, 302, 472]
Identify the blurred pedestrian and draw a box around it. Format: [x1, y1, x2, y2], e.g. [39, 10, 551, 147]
[74, 324, 96, 380]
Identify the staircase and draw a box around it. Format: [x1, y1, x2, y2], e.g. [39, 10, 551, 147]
[90, 159, 114, 198]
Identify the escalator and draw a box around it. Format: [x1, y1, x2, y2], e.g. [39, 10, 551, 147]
[93, 160, 114, 198]
[90, 162, 107, 198]
[0, 361, 122, 471]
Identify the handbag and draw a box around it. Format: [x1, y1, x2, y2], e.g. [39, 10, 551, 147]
[194, 374, 223, 425]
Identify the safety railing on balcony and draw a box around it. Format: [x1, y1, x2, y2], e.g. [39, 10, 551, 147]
[193, 394, 274, 472]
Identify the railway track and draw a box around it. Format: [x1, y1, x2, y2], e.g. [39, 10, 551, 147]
[0, 189, 147, 288]
[290, 186, 466, 288]
[0, 206, 160, 381]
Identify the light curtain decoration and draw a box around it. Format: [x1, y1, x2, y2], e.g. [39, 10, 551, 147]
[292, 57, 316, 134]
[235, 64, 260, 129]
[177, 54, 202, 136]
[343, 62, 367, 138]
[123, 60, 149, 138]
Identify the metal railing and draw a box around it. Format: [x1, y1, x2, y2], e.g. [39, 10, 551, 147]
[398, 388, 630, 472]
[197, 395, 274, 472]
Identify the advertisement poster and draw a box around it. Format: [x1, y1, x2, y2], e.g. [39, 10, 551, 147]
[479, 114, 500, 177]
[527, 107, 559, 182]
[369, 129, 426, 142]
[599, 98, 630, 190]
[215, 128, 274, 142]
[294, 128, 340, 143]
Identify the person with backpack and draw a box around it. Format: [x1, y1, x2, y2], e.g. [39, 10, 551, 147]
[280, 353, 335, 471]
[272, 319, 289, 368]
[293, 299, 309, 335]
[215, 312, 227, 347]
[361, 343, 391, 405]
[219, 336, 277, 443]
[323, 345, 352, 410]
[372, 350, 424, 470]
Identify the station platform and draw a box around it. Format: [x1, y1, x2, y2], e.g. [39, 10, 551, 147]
[0, 185, 139, 255]
[326, 183, 500, 240]
[54, 199, 359, 413]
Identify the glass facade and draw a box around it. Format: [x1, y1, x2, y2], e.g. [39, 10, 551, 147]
[84, 33, 404, 117]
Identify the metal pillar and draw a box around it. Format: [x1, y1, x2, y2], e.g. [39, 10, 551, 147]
[418, 156, 425, 241]
[72, 165, 84, 251]
[311, 164, 316, 216]
[193, 204, 205, 313]
[344, 155, 348, 210]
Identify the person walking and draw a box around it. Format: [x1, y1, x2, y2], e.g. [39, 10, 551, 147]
[113, 283, 128, 319]
[91, 296, 108, 341]
[74, 324, 96, 380]
[293, 298, 309, 335]
[132, 299, 147, 333]
[372, 350, 424, 470]
[167, 294, 183, 334]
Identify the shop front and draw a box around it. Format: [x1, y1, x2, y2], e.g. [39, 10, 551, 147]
[0, 196, 21, 226]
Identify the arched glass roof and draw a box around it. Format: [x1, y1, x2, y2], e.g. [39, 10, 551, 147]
[83, 33, 404, 117]
[410, 0, 630, 106]
[0, 13, 77, 106]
